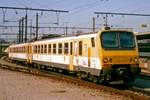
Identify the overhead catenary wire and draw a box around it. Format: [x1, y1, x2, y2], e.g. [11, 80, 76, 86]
[0, 25, 99, 30]
[0, 6, 69, 13]
[94, 12, 150, 17]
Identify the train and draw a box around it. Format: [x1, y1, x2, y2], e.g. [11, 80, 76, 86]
[136, 33, 150, 70]
[8, 27, 141, 84]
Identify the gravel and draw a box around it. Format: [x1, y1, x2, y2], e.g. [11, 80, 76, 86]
[0, 68, 131, 100]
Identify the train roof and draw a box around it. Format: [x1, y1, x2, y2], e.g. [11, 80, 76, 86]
[9, 28, 134, 46]
[32, 28, 133, 43]
[31, 32, 98, 44]
[9, 42, 29, 47]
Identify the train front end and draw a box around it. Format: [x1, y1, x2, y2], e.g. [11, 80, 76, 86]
[99, 29, 141, 83]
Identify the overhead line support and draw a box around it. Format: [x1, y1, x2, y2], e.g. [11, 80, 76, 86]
[94, 12, 150, 16]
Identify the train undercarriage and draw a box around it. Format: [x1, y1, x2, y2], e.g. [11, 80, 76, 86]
[10, 58, 141, 85]
[99, 65, 141, 84]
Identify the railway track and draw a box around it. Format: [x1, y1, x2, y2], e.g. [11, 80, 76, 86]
[0, 58, 149, 100]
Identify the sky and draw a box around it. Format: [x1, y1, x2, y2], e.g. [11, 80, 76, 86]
[0, 0, 150, 40]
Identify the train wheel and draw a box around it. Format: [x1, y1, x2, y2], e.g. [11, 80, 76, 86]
[92, 76, 98, 83]
[98, 75, 107, 84]
[76, 71, 82, 79]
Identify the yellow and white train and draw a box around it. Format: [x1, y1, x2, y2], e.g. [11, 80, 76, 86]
[8, 27, 141, 83]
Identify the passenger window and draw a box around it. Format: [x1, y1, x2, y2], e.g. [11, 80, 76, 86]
[70, 42, 73, 55]
[23, 47, 25, 53]
[34, 45, 37, 53]
[64, 43, 68, 54]
[19, 47, 21, 53]
[22, 47, 23, 53]
[18, 47, 20, 53]
[41, 45, 43, 54]
[91, 37, 95, 47]
[48, 44, 51, 54]
[58, 43, 62, 54]
[44, 45, 47, 54]
[79, 41, 82, 55]
[16, 47, 18, 53]
[38, 45, 40, 53]
[53, 44, 56, 54]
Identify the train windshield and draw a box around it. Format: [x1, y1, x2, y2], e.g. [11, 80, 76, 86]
[119, 32, 135, 48]
[101, 31, 135, 49]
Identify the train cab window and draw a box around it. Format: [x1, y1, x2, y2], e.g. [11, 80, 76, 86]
[91, 37, 95, 47]
[70, 42, 73, 55]
[41, 45, 44, 54]
[79, 41, 82, 55]
[48, 44, 51, 54]
[53, 44, 56, 54]
[64, 43, 68, 54]
[44, 44, 47, 54]
[58, 43, 62, 54]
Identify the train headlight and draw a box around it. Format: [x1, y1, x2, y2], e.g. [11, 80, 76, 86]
[129, 57, 139, 63]
[103, 58, 112, 63]
[133, 57, 139, 63]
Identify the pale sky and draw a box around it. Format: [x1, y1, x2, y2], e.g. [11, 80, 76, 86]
[0, 0, 150, 40]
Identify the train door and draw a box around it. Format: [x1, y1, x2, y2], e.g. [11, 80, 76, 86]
[26, 45, 29, 63]
[27, 44, 32, 63]
[74, 41, 78, 66]
[69, 41, 74, 71]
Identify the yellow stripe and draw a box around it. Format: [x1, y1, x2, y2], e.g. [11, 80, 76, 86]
[88, 48, 91, 67]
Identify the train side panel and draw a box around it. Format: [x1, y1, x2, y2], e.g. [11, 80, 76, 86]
[9, 43, 29, 62]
